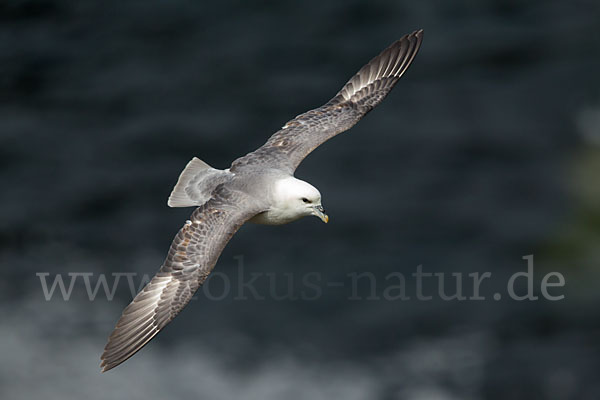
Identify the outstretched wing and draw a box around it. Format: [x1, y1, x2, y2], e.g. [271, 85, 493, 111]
[100, 186, 262, 372]
[231, 29, 423, 174]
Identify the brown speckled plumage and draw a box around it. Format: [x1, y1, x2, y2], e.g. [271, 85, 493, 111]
[100, 186, 262, 371]
[231, 29, 423, 174]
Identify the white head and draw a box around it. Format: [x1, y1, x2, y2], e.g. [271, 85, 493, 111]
[272, 177, 328, 224]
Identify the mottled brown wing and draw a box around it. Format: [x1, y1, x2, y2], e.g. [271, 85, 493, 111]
[231, 29, 423, 174]
[100, 186, 261, 372]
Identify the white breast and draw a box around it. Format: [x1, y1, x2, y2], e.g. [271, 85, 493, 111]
[248, 209, 302, 225]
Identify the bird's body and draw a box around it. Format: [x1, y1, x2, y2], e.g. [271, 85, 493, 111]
[101, 30, 424, 372]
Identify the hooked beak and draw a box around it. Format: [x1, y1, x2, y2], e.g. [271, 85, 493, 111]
[312, 205, 329, 223]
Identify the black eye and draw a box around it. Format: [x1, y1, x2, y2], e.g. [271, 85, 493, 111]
[302, 197, 311, 203]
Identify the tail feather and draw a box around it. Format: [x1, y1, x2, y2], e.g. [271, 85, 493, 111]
[167, 157, 231, 208]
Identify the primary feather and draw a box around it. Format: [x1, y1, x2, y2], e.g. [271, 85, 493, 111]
[100, 186, 262, 371]
[231, 29, 423, 173]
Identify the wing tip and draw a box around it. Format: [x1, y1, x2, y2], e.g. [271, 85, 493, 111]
[390, 28, 424, 63]
[329, 29, 424, 107]
[99, 359, 123, 373]
[405, 28, 424, 41]
[99, 341, 122, 372]
[100, 352, 116, 372]
[413, 29, 424, 47]
[99, 336, 151, 373]
[99, 361, 111, 373]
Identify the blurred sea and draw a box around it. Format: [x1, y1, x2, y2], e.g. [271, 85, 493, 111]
[1, 1, 599, 399]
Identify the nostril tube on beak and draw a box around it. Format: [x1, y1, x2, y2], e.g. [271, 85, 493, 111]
[313, 205, 329, 223]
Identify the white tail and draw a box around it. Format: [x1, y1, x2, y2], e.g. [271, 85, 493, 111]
[168, 157, 214, 207]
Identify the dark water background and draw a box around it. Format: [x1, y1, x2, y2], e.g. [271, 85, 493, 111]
[1, 0, 600, 399]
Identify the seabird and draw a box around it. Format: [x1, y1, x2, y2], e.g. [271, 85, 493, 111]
[101, 29, 424, 371]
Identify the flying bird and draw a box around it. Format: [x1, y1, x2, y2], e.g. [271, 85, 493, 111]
[101, 29, 424, 371]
